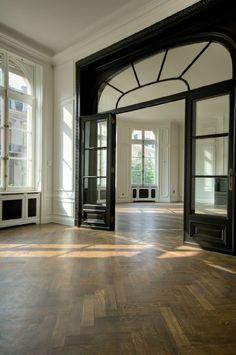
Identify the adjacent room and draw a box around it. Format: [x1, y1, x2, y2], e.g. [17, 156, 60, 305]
[0, 0, 236, 354]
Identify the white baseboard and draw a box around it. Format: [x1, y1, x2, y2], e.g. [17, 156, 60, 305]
[52, 215, 75, 226]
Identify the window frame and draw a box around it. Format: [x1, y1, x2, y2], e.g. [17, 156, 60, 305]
[131, 129, 157, 187]
[0, 49, 38, 192]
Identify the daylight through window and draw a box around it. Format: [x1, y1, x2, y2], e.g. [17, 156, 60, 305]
[0, 50, 36, 190]
[131, 130, 156, 186]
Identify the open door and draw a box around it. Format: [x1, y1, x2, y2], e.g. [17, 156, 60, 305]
[79, 113, 116, 230]
[185, 83, 235, 253]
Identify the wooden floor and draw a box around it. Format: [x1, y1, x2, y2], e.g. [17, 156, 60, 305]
[1, 203, 236, 354]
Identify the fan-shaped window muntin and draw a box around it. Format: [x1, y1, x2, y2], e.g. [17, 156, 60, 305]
[8, 58, 33, 96]
[98, 40, 233, 113]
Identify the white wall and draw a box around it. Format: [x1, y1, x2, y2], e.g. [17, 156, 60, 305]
[52, 60, 75, 225]
[51, 0, 198, 224]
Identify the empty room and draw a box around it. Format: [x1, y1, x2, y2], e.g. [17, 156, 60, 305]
[1, 0, 236, 354]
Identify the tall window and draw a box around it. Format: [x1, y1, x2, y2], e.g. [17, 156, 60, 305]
[131, 130, 156, 186]
[0, 50, 36, 191]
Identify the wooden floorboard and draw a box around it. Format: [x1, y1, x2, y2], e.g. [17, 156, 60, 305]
[0, 203, 236, 354]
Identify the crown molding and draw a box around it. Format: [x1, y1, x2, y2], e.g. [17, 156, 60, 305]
[53, 0, 199, 66]
[0, 24, 53, 64]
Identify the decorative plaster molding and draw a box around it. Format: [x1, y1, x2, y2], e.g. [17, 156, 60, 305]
[53, 0, 199, 65]
[0, 24, 53, 64]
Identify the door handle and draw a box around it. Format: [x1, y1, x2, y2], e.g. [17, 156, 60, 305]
[228, 169, 234, 191]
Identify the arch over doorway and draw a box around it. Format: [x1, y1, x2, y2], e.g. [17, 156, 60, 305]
[76, 0, 236, 254]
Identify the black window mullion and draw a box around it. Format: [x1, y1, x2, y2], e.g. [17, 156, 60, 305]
[192, 132, 228, 140]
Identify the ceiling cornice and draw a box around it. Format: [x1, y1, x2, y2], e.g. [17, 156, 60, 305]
[0, 23, 53, 64]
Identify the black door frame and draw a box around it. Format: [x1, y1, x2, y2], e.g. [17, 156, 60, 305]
[76, 0, 236, 253]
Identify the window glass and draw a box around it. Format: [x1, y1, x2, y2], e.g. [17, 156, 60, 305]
[144, 143, 155, 185]
[8, 59, 32, 95]
[193, 177, 227, 216]
[131, 130, 156, 186]
[0, 95, 4, 127]
[98, 41, 232, 112]
[0, 50, 36, 191]
[131, 130, 142, 140]
[195, 95, 229, 136]
[195, 137, 228, 176]
[83, 177, 107, 205]
[8, 159, 32, 187]
[0, 53, 4, 86]
[144, 130, 155, 140]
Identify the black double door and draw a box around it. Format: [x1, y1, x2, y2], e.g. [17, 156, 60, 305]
[79, 85, 235, 253]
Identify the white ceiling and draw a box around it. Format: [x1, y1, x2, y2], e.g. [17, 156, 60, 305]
[0, 0, 157, 55]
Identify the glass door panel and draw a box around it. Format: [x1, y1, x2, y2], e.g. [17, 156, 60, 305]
[83, 177, 107, 205]
[195, 137, 228, 176]
[193, 177, 227, 216]
[195, 94, 229, 135]
[192, 94, 229, 217]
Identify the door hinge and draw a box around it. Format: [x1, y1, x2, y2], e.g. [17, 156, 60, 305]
[229, 169, 234, 191]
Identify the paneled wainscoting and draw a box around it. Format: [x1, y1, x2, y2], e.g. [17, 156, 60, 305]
[0, 203, 236, 354]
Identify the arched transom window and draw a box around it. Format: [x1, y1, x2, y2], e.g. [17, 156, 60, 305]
[98, 41, 232, 112]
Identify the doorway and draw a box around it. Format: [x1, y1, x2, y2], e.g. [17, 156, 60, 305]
[115, 100, 185, 234]
[77, 33, 235, 254]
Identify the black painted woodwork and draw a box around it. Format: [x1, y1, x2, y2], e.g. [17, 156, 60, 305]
[184, 81, 234, 253]
[79, 114, 116, 230]
[28, 198, 37, 218]
[2, 200, 22, 220]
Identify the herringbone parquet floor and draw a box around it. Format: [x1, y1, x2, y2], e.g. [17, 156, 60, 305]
[1, 203, 236, 354]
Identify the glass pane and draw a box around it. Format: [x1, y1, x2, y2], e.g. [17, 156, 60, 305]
[195, 95, 229, 136]
[8, 59, 32, 95]
[0, 53, 3, 86]
[132, 130, 142, 140]
[85, 120, 107, 148]
[132, 144, 142, 157]
[131, 170, 142, 185]
[98, 85, 121, 113]
[184, 43, 232, 90]
[195, 137, 228, 175]
[161, 43, 208, 80]
[144, 143, 155, 158]
[8, 159, 32, 187]
[9, 130, 32, 159]
[134, 51, 165, 85]
[0, 95, 4, 126]
[9, 99, 32, 131]
[109, 65, 137, 92]
[144, 131, 155, 140]
[85, 149, 107, 176]
[0, 128, 3, 157]
[144, 142, 155, 185]
[0, 158, 3, 187]
[118, 80, 186, 108]
[144, 158, 155, 185]
[83, 177, 106, 205]
[193, 177, 227, 216]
